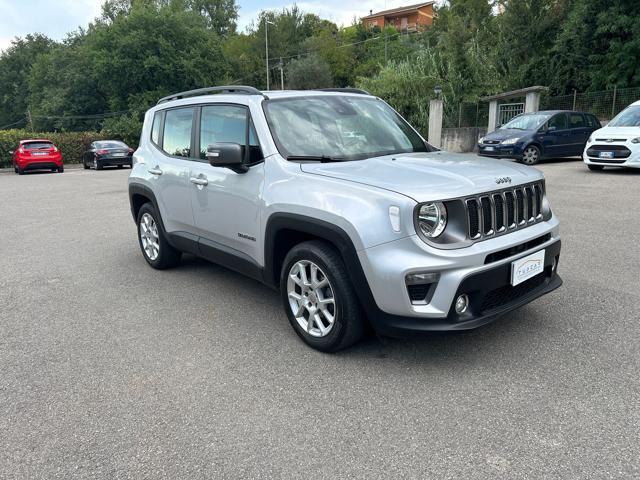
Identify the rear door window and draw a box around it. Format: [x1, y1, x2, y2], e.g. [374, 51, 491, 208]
[162, 108, 194, 158]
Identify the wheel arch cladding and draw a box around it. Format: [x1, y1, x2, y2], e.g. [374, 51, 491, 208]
[129, 184, 164, 230]
[263, 213, 377, 312]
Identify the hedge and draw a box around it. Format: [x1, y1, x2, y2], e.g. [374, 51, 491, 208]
[0, 129, 110, 168]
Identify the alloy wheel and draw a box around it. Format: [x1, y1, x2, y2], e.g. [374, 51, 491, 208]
[522, 147, 539, 165]
[286, 260, 336, 337]
[140, 213, 160, 261]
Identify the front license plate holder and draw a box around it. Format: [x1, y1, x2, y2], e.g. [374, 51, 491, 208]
[599, 151, 614, 159]
[511, 249, 545, 286]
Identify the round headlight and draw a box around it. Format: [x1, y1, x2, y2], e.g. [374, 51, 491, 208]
[417, 202, 447, 238]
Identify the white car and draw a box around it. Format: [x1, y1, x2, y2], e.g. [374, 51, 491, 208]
[583, 100, 640, 171]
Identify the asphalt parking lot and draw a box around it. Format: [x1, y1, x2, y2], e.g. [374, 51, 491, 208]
[1, 161, 639, 479]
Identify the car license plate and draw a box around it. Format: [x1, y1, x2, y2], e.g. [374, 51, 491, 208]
[33, 152, 47, 156]
[113, 152, 125, 157]
[484, 146, 495, 152]
[599, 151, 614, 159]
[511, 250, 545, 286]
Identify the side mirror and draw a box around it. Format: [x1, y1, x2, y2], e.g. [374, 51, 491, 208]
[206, 143, 248, 173]
[547, 126, 557, 132]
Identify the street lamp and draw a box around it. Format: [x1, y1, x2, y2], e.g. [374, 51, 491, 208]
[434, 84, 442, 99]
[265, 17, 275, 91]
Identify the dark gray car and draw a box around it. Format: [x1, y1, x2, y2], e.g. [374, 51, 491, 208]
[82, 140, 133, 170]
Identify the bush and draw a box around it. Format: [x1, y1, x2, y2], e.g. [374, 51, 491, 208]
[0, 129, 109, 167]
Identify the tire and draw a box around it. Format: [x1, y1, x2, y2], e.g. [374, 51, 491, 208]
[58, 166, 64, 173]
[83, 162, 90, 170]
[94, 159, 102, 170]
[14, 166, 18, 174]
[117, 164, 123, 169]
[136, 202, 181, 269]
[280, 240, 365, 352]
[521, 145, 541, 165]
[18, 167, 24, 175]
[588, 165, 604, 171]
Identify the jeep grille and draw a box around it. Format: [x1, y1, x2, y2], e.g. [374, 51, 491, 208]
[465, 182, 545, 240]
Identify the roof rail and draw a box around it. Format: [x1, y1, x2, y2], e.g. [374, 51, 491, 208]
[157, 86, 266, 105]
[316, 88, 371, 95]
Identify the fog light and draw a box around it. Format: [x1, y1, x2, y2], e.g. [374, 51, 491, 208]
[455, 294, 469, 314]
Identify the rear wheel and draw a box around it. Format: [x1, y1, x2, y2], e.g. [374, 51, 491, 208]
[58, 166, 64, 173]
[521, 145, 541, 165]
[18, 167, 24, 175]
[117, 164, 123, 169]
[588, 164, 604, 171]
[83, 161, 90, 170]
[94, 159, 102, 170]
[136, 203, 181, 269]
[280, 240, 365, 352]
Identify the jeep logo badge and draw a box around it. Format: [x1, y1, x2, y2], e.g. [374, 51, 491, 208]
[495, 176, 512, 184]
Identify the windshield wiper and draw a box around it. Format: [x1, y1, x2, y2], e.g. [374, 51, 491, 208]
[286, 155, 342, 163]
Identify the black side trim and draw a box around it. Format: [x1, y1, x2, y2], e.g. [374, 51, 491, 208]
[198, 237, 264, 283]
[167, 231, 200, 256]
[264, 214, 377, 308]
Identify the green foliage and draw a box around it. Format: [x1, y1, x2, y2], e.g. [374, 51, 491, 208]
[0, 129, 108, 167]
[357, 53, 438, 135]
[286, 55, 333, 90]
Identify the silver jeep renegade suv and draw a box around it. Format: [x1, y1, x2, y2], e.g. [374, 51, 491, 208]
[128, 86, 562, 352]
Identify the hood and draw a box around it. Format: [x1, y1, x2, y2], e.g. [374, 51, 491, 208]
[299, 151, 543, 203]
[483, 128, 532, 141]
[592, 126, 640, 140]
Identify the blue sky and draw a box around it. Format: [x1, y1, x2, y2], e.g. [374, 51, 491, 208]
[0, 0, 414, 52]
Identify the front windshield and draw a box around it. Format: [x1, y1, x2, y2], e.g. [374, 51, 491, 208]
[608, 105, 640, 127]
[502, 113, 550, 130]
[263, 96, 430, 160]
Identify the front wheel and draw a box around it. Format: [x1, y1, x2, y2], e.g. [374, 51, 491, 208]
[588, 164, 604, 171]
[280, 240, 365, 352]
[521, 145, 541, 165]
[136, 203, 181, 269]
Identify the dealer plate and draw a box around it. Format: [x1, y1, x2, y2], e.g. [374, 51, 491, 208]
[511, 249, 545, 286]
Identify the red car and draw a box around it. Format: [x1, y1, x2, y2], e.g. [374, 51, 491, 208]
[11, 139, 64, 174]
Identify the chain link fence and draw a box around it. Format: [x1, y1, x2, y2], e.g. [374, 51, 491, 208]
[541, 87, 640, 122]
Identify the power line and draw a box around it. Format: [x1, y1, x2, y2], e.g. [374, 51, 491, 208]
[0, 117, 27, 130]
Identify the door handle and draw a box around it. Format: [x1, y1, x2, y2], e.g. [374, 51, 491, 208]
[190, 176, 209, 187]
[148, 166, 163, 175]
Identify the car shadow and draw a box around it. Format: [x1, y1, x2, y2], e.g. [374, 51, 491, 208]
[173, 253, 541, 365]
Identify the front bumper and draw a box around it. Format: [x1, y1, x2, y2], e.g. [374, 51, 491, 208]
[478, 144, 523, 159]
[583, 144, 640, 168]
[357, 218, 562, 335]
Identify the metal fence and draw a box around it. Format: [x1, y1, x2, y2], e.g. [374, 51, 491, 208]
[541, 86, 640, 122]
[444, 87, 640, 130]
[443, 102, 489, 129]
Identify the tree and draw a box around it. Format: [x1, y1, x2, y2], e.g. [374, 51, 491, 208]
[0, 34, 55, 128]
[287, 55, 333, 89]
[188, 0, 238, 37]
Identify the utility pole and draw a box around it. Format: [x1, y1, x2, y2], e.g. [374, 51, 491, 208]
[27, 109, 34, 131]
[265, 18, 270, 91]
[264, 17, 275, 91]
[279, 57, 284, 90]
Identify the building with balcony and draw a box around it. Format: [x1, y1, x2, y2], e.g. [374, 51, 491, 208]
[362, 2, 435, 32]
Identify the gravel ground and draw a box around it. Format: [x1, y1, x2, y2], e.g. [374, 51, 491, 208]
[0, 160, 638, 479]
